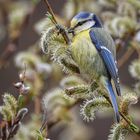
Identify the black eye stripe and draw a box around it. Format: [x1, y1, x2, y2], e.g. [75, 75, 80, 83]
[75, 19, 93, 28]
[78, 21, 86, 25]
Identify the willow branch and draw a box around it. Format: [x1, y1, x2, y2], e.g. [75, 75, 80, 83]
[102, 94, 140, 136]
[118, 47, 135, 68]
[90, 79, 140, 136]
[117, 28, 140, 67]
[43, 0, 71, 45]
[44, 0, 57, 24]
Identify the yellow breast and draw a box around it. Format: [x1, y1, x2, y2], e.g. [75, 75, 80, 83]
[71, 29, 99, 78]
[72, 30, 90, 45]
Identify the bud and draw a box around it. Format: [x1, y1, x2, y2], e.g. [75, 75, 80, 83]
[16, 108, 28, 122]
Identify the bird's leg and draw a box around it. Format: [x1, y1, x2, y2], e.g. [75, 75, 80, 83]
[56, 24, 71, 45]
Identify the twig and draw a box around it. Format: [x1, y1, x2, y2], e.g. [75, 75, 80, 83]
[103, 94, 140, 136]
[117, 28, 140, 67]
[43, 0, 71, 45]
[131, 41, 140, 58]
[44, 0, 57, 24]
[118, 47, 134, 68]
[90, 80, 140, 136]
[34, 97, 41, 115]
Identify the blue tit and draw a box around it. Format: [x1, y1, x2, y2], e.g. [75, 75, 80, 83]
[68, 12, 121, 122]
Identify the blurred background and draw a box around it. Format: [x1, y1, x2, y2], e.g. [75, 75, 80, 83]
[0, 0, 140, 140]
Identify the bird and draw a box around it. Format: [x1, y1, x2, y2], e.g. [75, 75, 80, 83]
[68, 12, 121, 122]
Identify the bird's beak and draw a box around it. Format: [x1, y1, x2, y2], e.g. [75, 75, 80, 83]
[68, 27, 74, 33]
[68, 27, 75, 36]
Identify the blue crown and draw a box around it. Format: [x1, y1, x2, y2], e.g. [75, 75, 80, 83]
[72, 11, 102, 28]
[73, 12, 93, 20]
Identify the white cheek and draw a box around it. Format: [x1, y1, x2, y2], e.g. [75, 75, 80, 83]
[76, 21, 95, 33]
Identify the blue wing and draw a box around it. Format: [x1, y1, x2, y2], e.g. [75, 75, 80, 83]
[89, 29, 121, 122]
[89, 29, 121, 96]
[106, 79, 120, 122]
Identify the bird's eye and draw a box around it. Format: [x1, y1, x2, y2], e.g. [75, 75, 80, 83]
[75, 19, 92, 28]
[77, 21, 83, 26]
[74, 21, 85, 28]
[77, 20, 87, 26]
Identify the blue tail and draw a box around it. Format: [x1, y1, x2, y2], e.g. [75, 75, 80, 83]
[105, 79, 120, 122]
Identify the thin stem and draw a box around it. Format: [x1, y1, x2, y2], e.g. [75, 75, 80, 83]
[118, 47, 134, 68]
[117, 29, 140, 67]
[43, 0, 71, 45]
[44, 0, 57, 24]
[131, 41, 140, 58]
[34, 97, 41, 115]
[103, 94, 140, 136]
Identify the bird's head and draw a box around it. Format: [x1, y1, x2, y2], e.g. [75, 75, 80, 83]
[68, 12, 102, 35]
